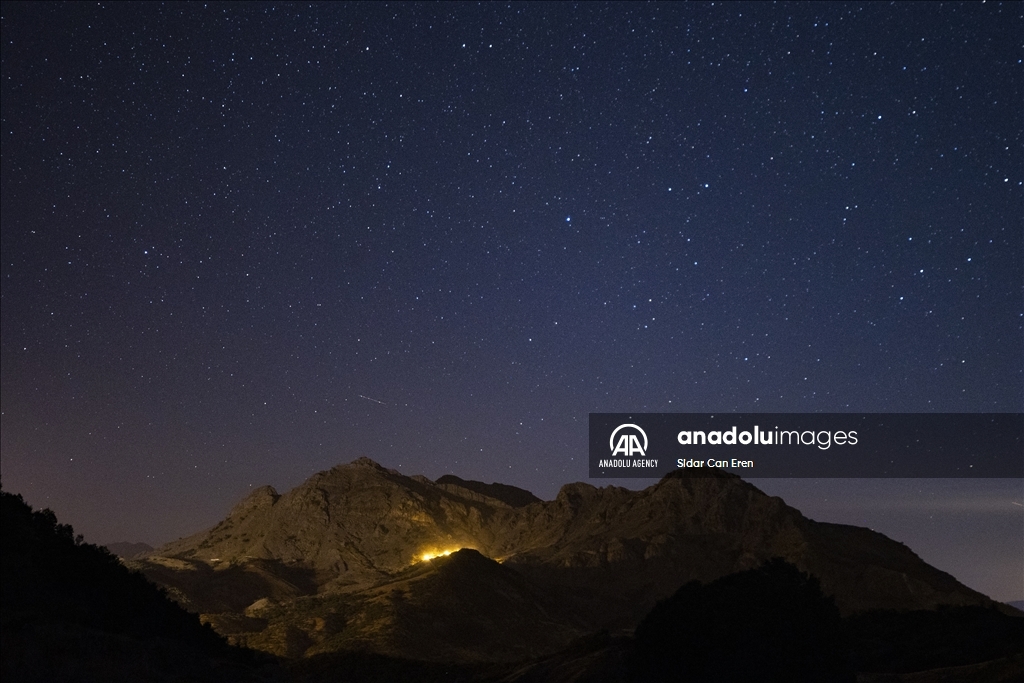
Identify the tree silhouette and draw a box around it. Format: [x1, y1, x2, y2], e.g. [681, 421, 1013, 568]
[0, 484, 265, 681]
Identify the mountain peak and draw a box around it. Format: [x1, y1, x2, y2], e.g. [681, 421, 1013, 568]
[333, 456, 405, 478]
[228, 484, 278, 517]
[349, 456, 385, 469]
[429, 547, 498, 574]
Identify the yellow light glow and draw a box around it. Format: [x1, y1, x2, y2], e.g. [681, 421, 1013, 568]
[417, 548, 461, 563]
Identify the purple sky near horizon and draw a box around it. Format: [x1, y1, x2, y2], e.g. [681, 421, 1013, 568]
[2, 2, 1021, 601]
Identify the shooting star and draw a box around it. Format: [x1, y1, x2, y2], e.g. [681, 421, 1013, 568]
[359, 394, 387, 405]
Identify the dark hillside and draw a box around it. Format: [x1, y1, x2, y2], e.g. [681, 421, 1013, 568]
[0, 486, 274, 682]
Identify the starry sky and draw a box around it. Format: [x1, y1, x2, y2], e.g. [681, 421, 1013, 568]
[2, 3, 1021, 601]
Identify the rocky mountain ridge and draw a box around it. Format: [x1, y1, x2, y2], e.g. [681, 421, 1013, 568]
[133, 457, 1009, 662]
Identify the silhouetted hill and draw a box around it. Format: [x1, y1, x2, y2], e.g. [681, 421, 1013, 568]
[0, 487, 272, 682]
[846, 605, 1024, 674]
[300, 548, 586, 663]
[628, 559, 854, 682]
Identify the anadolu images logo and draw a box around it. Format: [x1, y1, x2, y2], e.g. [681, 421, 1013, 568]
[610, 423, 648, 457]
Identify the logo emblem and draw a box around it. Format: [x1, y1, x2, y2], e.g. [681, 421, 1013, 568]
[610, 423, 648, 457]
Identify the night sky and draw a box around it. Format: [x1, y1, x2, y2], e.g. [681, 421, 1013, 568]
[2, 3, 1021, 601]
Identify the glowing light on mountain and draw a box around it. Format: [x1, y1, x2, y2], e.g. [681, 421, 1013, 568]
[417, 548, 462, 563]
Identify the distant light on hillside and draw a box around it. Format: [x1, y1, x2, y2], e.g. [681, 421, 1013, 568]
[418, 548, 462, 563]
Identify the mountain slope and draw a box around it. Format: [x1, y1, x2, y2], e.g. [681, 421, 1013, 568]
[0, 488, 266, 682]
[135, 458, 1009, 662]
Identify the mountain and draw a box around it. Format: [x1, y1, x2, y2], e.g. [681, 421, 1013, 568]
[133, 457, 1013, 664]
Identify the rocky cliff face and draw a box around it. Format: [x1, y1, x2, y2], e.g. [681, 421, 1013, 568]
[152, 458, 523, 593]
[134, 458, 1005, 662]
